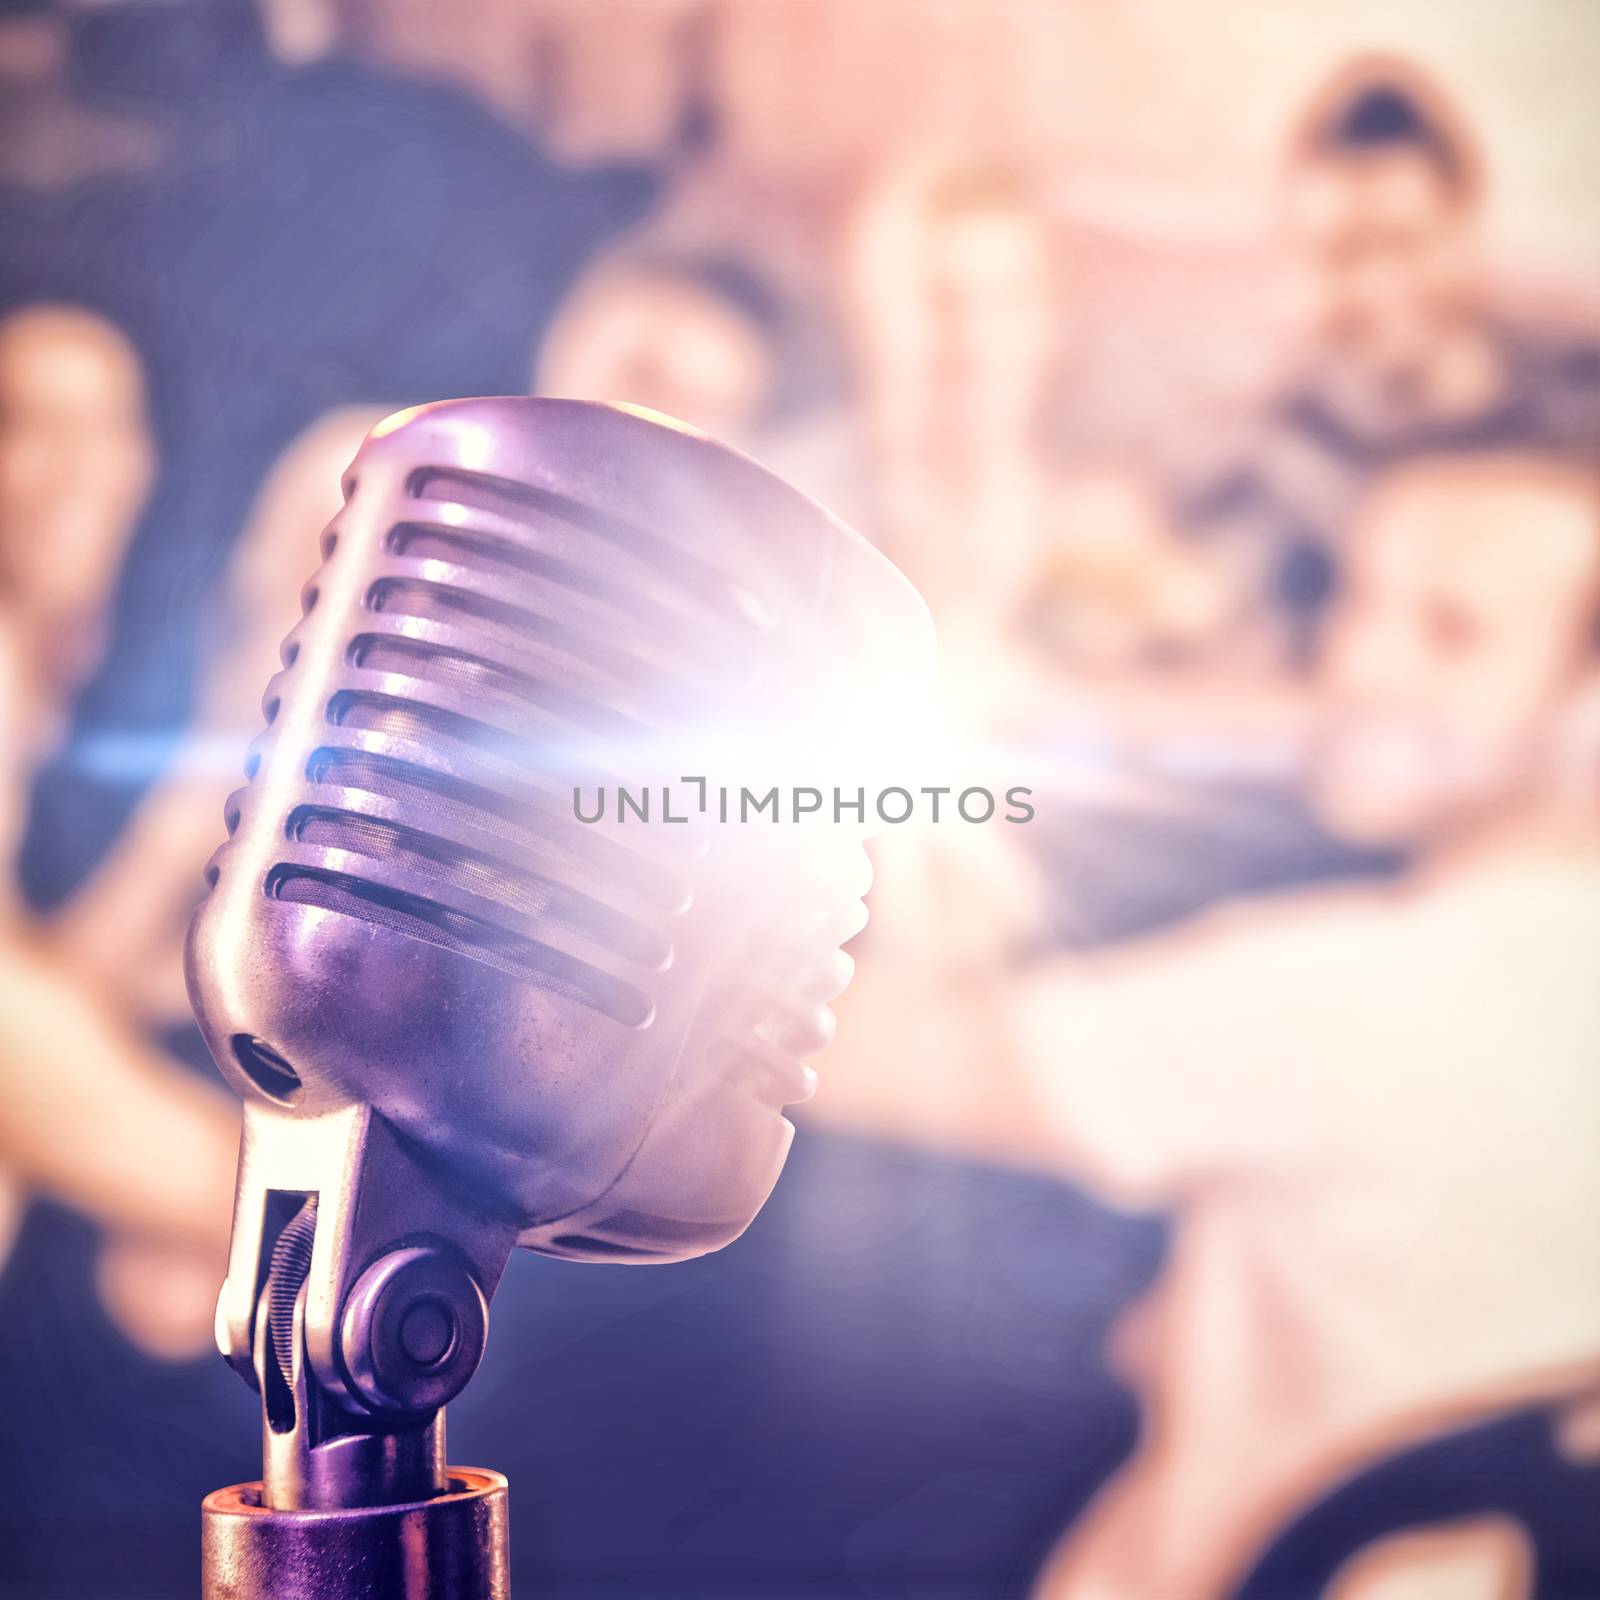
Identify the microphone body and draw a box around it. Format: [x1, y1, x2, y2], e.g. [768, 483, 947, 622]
[189, 399, 932, 1598]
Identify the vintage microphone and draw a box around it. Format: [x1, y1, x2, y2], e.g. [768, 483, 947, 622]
[187, 398, 933, 1599]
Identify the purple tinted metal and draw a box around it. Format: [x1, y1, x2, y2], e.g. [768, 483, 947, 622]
[188, 399, 933, 1410]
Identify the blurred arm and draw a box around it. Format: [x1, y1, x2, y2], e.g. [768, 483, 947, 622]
[0, 626, 233, 1246]
[0, 933, 236, 1249]
[818, 859, 1373, 1200]
[1005, 894, 1354, 1203]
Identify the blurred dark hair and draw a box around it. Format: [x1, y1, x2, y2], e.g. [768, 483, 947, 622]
[1293, 57, 1481, 201]
[634, 252, 788, 344]
[611, 250, 824, 422]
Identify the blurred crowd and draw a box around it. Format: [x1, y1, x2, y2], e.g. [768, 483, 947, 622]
[0, 2, 1596, 1597]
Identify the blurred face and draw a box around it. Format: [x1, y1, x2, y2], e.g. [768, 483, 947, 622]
[1310, 467, 1599, 846]
[0, 307, 153, 642]
[1285, 150, 1477, 379]
[539, 274, 772, 447]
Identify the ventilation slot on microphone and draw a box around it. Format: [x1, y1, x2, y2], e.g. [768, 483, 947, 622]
[385, 522, 730, 674]
[387, 523, 623, 606]
[288, 804, 670, 969]
[407, 465, 757, 626]
[366, 575, 683, 704]
[325, 688, 616, 793]
[266, 864, 653, 1027]
[305, 747, 689, 913]
[347, 632, 646, 744]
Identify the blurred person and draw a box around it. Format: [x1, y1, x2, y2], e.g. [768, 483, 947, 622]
[850, 162, 1064, 647]
[0, 303, 236, 1359]
[4, 0, 658, 897]
[848, 160, 1243, 725]
[1178, 57, 1600, 665]
[0, 14, 664, 1584]
[828, 163, 1071, 1030]
[58, 245, 803, 1015]
[0, 305, 150, 768]
[822, 453, 1600, 1597]
[836, 161, 1300, 991]
[58, 241, 801, 1022]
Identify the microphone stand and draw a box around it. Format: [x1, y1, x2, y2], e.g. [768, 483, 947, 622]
[201, 1106, 516, 1600]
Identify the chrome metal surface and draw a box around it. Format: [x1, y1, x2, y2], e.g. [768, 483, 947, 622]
[187, 398, 933, 1586]
[201, 1469, 509, 1600]
[253, 1251, 448, 1512]
[191, 397, 931, 1389]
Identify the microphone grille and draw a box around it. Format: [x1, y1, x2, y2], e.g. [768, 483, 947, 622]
[191, 400, 933, 1251]
[226, 426, 779, 1031]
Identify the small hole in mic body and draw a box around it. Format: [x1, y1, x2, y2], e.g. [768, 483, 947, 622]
[231, 1035, 303, 1103]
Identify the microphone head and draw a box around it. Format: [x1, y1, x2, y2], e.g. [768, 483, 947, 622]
[188, 398, 932, 1265]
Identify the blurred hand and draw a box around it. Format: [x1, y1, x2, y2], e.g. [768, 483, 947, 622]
[1324, 1517, 1533, 1600]
[809, 815, 1052, 1160]
[96, 1233, 231, 1362]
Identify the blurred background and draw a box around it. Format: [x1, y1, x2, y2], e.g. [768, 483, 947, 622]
[0, 1, 1597, 1596]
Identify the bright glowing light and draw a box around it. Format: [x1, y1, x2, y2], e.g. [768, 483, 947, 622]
[369, 405, 427, 439]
